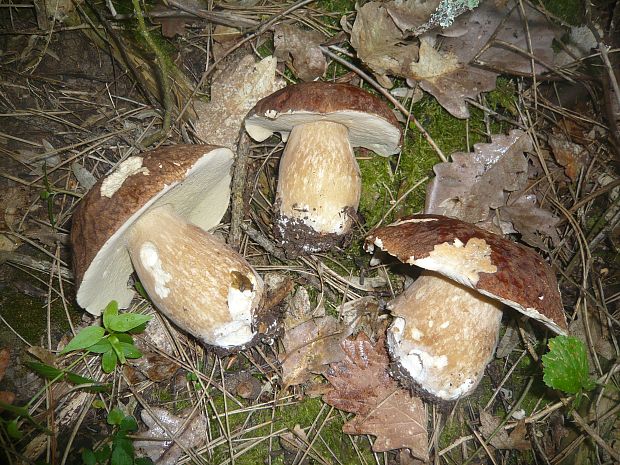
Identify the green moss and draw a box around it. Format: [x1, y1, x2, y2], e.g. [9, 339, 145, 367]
[486, 77, 518, 115]
[541, 0, 584, 25]
[0, 281, 73, 346]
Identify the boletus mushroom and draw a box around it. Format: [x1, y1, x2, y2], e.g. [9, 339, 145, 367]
[71, 145, 265, 350]
[245, 82, 402, 254]
[365, 215, 567, 401]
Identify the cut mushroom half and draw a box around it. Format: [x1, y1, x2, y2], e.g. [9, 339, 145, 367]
[365, 214, 567, 402]
[245, 81, 402, 254]
[71, 145, 265, 350]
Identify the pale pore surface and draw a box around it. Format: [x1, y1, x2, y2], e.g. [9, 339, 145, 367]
[277, 121, 361, 234]
[126, 206, 263, 348]
[387, 272, 503, 401]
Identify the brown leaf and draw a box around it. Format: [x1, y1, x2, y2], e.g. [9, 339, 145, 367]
[280, 315, 352, 387]
[499, 194, 560, 248]
[0, 348, 9, 381]
[479, 411, 531, 450]
[350, 3, 419, 81]
[323, 333, 428, 459]
[385, 0, 445, 35]
[194, 54, 284, 149]
[425, 130, 531, 225]
[134, 407, 209, 465]
[273, 24, 327, 81]
[548, 133, 587, 180]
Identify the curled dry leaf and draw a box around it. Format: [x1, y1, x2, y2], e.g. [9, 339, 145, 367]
[274, 23, 327, 82]
[323, 333, 428, 459]
[499, 194, 560, 248]
[386, 0, 475, 35]
[479, 410, 531, 451]
[194, 54, 285, 149]
[134, 407, 209, 465]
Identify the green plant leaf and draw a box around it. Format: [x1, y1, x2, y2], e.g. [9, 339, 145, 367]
[542, 336, 596, 394]
[111, 434, 134, 465]
[109, 336, 126, 365]
[61, 326, 106, 354]
[119, 415, 138, 433]
[118, 342, 142, 359]
[26, 362, 63, 381]
[107, 408, 125, 426]
[26, 362, 108, 392]
[106, 313, 152, 333]
[102, 350, 117, 373]
[135, 458, 155, 465]
[94, 444, 112, 463]
[81, 448, 96, 465]
[7, 418, 23, 439]
[103, 301, 119, 331]
[87, 338, 113, 354]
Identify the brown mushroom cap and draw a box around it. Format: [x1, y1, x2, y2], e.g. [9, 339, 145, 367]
[365, 214, 567, 334]
[71, 145, 234, 315]
[244, 82, 402, 155]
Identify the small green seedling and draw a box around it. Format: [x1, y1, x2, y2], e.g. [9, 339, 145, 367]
[61, 301, 151, 373]
[81, 408, 153, 465]
[542, 336, 596, 401]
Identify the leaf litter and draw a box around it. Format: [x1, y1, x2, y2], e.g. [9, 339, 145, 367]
[323, 332, 428, 460]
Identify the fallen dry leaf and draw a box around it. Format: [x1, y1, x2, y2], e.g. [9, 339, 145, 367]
[280, 315, 352, 387]
[548, 132, 587, 180]
[194, 54, 284, 149]
[499, 194, 560, 248]
[425, 130, 531, 226]
[274, 23, 326, 81]
[135, 407, 209, 465]
[323, 333, 428, 459]
[479, 410, 530, 450]
[350, 2, 419, 84]
[0, 348, 16, 410]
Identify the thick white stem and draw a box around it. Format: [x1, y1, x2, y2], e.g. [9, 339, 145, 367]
[276, 120, 361, 236]
[387, 271, 503, 401]
[126, 205, 263, 348]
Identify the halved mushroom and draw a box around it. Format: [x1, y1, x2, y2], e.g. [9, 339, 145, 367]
[71, 145, 265, 350]
[365, 215, 567, 401]
[245, 82, 402, 254]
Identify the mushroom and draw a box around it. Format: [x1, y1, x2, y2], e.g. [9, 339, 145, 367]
[365, 214, 567, 401]
[71, 145, 264, 350]
[245, 82, 402, 254]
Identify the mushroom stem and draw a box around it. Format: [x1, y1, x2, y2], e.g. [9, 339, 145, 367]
[387, 271, 503, 401]
[275, 120, 361, 252]
[126, 205, 263, 349]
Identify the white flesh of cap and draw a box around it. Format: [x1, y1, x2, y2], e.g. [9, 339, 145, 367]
[76, 148, 233, 315]
[387, 271, 503, 401]
[126, 206, 263, 349]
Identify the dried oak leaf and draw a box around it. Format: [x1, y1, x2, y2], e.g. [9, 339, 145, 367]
[134, 407, 209, 465]
[194, 54, 284, 149]
[280, 316, 353, 387]
[479, 411, 530, 450]
[499, 194, 560, 249]
[274, 23, 326, 82]
[350, 2, 419, 83]
[412, 0, 558, 117]
[386, 0, 472, 36]
[323, 333, 428, 459]
[425, 129, 532, 226]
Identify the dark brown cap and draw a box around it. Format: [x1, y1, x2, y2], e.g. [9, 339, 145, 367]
[245, 82, 402, 155]
[71, 144, 234, 315]
[365, 214, 567, 334]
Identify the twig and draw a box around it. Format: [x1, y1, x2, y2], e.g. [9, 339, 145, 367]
[228, 132, 252, 249]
